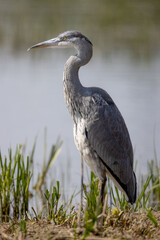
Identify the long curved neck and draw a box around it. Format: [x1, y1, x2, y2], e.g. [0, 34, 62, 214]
[63, 43, 92, 119]
[63, 55, 83, 95]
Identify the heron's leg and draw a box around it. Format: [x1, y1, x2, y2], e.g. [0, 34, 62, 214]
[96, 178, 107, 229]
[80, 156, 84, 209]
[98, 177, 106, 205]
[95, 177, 107, 228]
[78, 157, 84, 225]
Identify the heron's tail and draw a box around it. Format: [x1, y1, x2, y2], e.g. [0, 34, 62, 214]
[126, 171, 137, 204]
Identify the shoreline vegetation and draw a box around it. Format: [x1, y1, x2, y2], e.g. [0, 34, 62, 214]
[0, 139, 160, 239]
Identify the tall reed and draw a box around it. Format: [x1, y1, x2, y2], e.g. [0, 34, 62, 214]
[0, 146, 32, 222]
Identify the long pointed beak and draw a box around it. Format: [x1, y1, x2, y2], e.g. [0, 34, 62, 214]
[27, 37, 60, 51]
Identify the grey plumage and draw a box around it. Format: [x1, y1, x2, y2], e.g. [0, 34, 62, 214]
[29, 30, 137, 204]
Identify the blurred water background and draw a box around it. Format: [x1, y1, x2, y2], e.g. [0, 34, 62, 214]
[0, 0, 160, 199]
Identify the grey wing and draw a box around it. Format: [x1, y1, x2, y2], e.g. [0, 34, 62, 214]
[85, 92, 133, 185]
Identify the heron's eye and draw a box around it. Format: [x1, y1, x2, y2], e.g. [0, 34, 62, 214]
[63, 36, 67, 40]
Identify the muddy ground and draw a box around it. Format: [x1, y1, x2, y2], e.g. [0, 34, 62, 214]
[0, 211, 160, 239]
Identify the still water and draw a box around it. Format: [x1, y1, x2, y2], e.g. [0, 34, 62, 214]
[0, 0, 160, 197]
[0, 49, 160, 194]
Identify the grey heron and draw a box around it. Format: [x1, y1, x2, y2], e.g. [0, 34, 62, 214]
[28, 30, 137, 205]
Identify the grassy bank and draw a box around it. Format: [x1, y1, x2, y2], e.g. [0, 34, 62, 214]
[0, 140, 160, 239]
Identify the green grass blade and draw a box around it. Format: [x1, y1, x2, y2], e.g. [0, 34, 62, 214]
[134, 176, 152, 211]
[147, 208, 158, 227]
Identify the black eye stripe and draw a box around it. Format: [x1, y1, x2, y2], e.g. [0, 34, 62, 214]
[61, 35, 92, 46]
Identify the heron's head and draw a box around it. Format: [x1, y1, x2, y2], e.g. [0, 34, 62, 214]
[28, 30, 92, 51]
